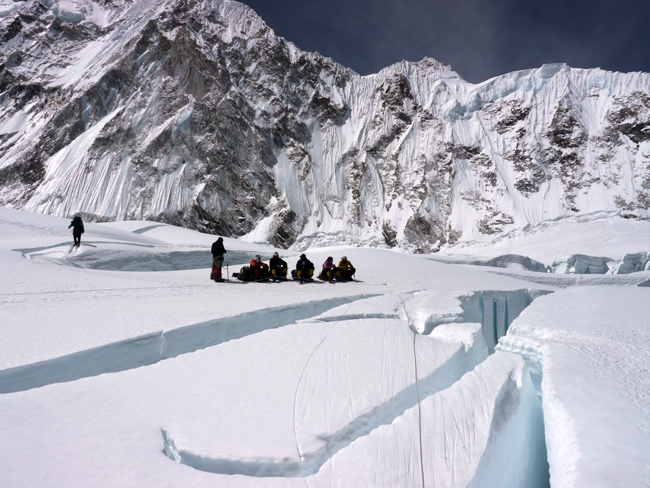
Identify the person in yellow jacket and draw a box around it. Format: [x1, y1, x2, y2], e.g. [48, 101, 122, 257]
[336, 256, 356, 281]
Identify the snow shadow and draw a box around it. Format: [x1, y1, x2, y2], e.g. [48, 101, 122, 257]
[161, 336, 482, 477]
[68, 250, 260, 274]
[486, 269, 650, 288]
[15, 241, 161, 255]
[72, 250, 213, 271]
[466, 371, 550, 488]
[0, 295, 374, 394]
[459, 290, 553, 353]
[70, 250, 281, 272]
[312, 312, 399, 322]
[132, 224, 167, 234]
[17, 245, 277, 272]
[431, 254, 549, 272]
[158, 294, 376, 360]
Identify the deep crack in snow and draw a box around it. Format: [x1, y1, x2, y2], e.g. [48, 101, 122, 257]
[0, 295, 375, 394]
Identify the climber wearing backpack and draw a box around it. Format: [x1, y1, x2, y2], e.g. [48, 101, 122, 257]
[68, 213, 84, 246]
[211, 237, 227, 282]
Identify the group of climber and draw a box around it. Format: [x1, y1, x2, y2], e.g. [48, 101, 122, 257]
[242, 253, 356, 283]
[210, 237, 356, 283]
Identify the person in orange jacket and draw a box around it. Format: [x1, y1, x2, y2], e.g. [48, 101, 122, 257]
[250, 254, 269, 280]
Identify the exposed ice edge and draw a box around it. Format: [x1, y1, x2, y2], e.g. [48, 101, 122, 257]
[496, 334, 545, 399]
[431, 252, 650, 276]
[403, 288, 552, 354]
[497, 328, 577, 486]
[158, 288, 550, 479]
[0, 294, 378, 394]
[486, 269, 650, 288]
[160, 324, 487, 478]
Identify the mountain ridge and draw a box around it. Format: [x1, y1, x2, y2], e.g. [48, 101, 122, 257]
[1, 0, 650, 250]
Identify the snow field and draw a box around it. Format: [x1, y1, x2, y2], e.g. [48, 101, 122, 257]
[1, 207, 649, 486]
[0, 295, 372, 394]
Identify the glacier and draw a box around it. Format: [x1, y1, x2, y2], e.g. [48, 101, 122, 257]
[2, 1, 650, 485]
[1, 206, 649, 487]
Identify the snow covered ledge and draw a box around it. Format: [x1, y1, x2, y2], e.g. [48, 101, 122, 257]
[402, 288, 553, 352]
[498, 286, 650, 487]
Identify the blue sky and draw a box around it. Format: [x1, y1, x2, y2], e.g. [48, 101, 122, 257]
[242, 0, 650, 83]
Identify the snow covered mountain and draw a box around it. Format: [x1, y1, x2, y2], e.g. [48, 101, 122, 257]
[1, 0, 650, 250]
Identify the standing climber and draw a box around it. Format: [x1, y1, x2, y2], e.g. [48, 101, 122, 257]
[269, 252, 288, 281]
[211, 237, 227, 282]
[293, 254, 315, 283]
[68, 213, 84, 246]
[337, 256, 356, 281]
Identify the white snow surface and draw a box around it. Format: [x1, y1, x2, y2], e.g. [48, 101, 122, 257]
[437, 212, 650, 264]
[0, 207, 649, 487]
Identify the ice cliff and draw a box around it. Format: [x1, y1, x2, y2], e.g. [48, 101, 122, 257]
[1, 0, 650, 249]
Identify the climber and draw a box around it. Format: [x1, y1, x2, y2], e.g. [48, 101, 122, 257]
[336, 255, 356, 281]
[211, 237, 227, 282]
[269, 252, 288, 281]
[250, 254, 269, 280]
[292, 254, 315, 283]
[68, 213, 84, 247]
[319, 256, 337, 281]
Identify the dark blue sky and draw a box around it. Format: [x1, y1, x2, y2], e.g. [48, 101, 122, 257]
[242, 0, 650, 83]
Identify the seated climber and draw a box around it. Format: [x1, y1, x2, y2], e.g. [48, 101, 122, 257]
[292, 254, 315, 283]
[336, 255, 356, 281]
[249, 254, 269, 280]
[269, 252, 288, 281]
[319, 256, 337, 281]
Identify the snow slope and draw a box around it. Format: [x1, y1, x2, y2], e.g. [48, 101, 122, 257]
[1, 207, 649, 487]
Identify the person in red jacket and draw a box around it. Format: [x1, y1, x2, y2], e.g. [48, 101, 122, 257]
[250, 254, 269, 280]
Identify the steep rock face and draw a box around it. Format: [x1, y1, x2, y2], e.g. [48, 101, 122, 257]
[1, 0, 650, 250]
